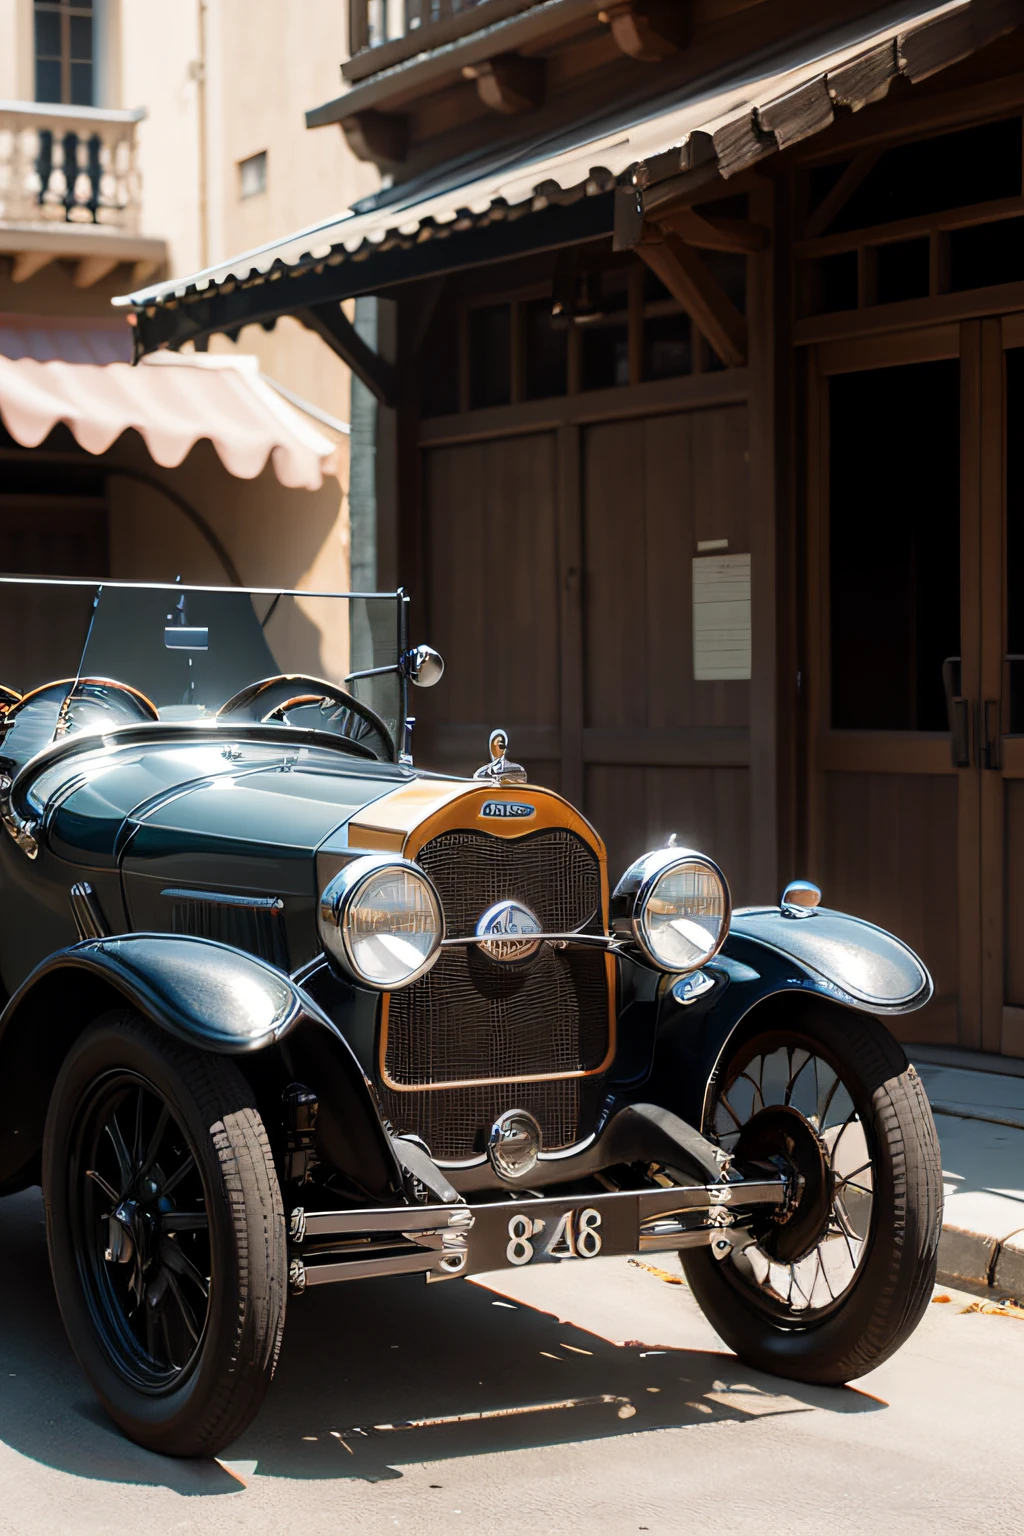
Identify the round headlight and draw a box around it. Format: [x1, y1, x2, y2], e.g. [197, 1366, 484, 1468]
[319, 856, 443, 989]
[613, 848, 730, 972]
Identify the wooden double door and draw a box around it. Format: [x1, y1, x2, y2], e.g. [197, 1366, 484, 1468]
[414, 402, 754, 898]
[809, 319, 1024, 1054]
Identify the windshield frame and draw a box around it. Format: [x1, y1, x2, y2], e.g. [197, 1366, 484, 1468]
[0, 574, 411, 763]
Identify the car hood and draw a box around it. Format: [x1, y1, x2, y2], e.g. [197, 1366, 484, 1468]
[30, 733, 409, 877]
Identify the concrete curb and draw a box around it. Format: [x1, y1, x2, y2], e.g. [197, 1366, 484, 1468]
[938, 1222, 1024, 1294]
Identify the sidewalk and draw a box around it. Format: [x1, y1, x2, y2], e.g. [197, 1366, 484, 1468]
[912, 1046, 1024, 1294]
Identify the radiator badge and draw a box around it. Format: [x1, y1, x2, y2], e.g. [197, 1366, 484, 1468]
[475, 899, 543, 962]
[479, 800, 535, 819]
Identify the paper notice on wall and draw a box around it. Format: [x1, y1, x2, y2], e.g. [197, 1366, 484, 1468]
[692, 553, 751, 680]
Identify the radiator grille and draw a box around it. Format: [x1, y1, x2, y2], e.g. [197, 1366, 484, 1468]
[379, 827, 611, 1161]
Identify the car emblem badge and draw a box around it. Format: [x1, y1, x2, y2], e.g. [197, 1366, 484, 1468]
[475, 899, 543, 962]
[487, 1109, 542, 1180]
[480, 800, 535, 819]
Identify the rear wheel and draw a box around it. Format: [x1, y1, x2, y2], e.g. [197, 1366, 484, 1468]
[43, 1012, 286, 1456]
[682, 1004, 942, 1384]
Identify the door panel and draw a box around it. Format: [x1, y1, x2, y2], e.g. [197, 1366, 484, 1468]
[586, 764, 750, 902]
[808, 332, 967, 1046]
[417, 433, 560, 779]
[419, 406, 754, 898]
[820, 770, 959, 1042]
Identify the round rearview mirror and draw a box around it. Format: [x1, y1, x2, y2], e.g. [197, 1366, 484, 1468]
[406, 644, 445, 688]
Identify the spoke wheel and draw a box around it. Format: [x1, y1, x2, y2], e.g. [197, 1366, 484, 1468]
[710, 1036, 876, 1321]
[44, 1011, 286, 1456]
[679, 1002, 943, 1385]
[71, 1072, 212, 1392]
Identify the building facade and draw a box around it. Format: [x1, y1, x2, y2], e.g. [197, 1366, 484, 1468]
[1, 0, 378, 595]
[116, 0, 1024, 1058]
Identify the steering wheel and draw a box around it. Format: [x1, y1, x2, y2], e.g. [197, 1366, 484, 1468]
[216, 675, 393, 761]
[16, 677, 159, 730]
[0, 685, 22, 719]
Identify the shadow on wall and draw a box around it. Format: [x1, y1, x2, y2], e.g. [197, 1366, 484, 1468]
[0, 1187, 879, 1495]
[104, 432, 348, 595]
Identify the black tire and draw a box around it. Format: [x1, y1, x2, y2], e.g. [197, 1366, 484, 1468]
[42, 1011, 286, 1457]
[681, 1003, 942, 1384]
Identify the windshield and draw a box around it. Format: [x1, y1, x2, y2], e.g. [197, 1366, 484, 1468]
[0, 578, 407, 762]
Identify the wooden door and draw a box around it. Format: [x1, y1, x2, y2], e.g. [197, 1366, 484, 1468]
[807, 329, 969, 1046]
[979, 314, 1024, 1058]
[580, 409, 751, 890]
[417, 403, 754, 898]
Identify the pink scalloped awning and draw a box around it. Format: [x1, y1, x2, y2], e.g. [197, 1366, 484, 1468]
[0, 350, 340, 490]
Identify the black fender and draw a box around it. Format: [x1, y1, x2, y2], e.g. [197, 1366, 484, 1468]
[628, 907, 931, 1131]
[0, 933, 403, 1197]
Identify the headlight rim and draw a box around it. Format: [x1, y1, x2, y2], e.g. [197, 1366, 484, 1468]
[319, 853, 445, 991]
[625, 848, 732, 974]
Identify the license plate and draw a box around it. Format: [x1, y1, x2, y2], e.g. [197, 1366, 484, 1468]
[466, 1194, 639, 1274]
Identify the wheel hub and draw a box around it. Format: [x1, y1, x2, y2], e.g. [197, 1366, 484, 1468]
[735, 1104, 833, 1265]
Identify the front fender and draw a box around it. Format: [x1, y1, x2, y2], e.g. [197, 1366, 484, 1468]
[0, 934, 402, 1196]
[634, 908, 930, 1130]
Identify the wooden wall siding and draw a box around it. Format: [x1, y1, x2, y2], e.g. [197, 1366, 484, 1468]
[415, 432, 561, 781]
[582, 407, 751, 732]
[820, 771, 959, 1043]
[587, 765, 751, 902]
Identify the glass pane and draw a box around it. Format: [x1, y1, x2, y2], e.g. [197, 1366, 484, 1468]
[70, 12, 92, 58]
[0, 582, 405, 762]
[525, 298, 567, 399]
[70, 59, 92, 105]
[34, 8, 61, 56]
[1005, 351, 1024, 732]
[829, 360, 960, 730]
[469, 305, 511, 409]
[35, 56, 61, 103]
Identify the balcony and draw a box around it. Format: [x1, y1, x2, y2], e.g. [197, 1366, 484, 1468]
[345, 0, 546, 81]
[0, 100, 166, 288]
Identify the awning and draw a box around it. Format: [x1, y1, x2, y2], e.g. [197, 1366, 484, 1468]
[0, 312, 133, 364]
[114, 0, 1019, 361]
[0, 351, 340, 489]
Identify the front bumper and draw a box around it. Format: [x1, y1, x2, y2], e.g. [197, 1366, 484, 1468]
[286, 1173, 790, 1292]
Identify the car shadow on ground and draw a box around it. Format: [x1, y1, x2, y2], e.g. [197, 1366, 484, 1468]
[0, 1188, 882, 1492]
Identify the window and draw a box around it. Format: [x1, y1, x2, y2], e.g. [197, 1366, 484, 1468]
[35, 0, 93, 107]
[239, 151, 268, 199]
[829, 361, 960, 731]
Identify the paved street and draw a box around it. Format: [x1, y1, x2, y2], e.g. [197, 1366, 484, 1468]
[0, 1186, 1021, 1536]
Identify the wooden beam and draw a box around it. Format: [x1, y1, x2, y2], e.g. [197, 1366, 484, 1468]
[463, 53, 545, 114]
[637, 230, 747, 368]
[803, 150, 880, 240]
[10, 251, 54, 283]
[340, 110, 408, 164]
[660, 208, 770, 254]
[131, 258, 161, 287]
[73, 255, 119, 289]
[295, 303, 399, 407]
[597, 0, 690, 62]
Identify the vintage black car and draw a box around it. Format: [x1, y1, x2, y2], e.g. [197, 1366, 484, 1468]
[0, 576, 941, 1456]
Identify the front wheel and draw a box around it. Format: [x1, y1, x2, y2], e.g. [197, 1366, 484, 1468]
[682, 1002, 942, 1384]
[43, 1012, 286, 1456]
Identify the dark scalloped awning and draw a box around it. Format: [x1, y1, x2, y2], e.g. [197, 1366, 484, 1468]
[114, 0, 1019, 367]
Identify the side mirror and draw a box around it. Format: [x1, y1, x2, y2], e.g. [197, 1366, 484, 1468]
[405, 644, 444, 688]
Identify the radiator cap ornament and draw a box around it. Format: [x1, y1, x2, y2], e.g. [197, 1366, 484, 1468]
[474, 728, 528, 786]
[487, 1109, 542, 1179]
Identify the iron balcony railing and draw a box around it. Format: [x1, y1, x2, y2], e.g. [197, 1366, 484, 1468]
[0, 100, 145, 230]
[350, 0, 510, 56]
